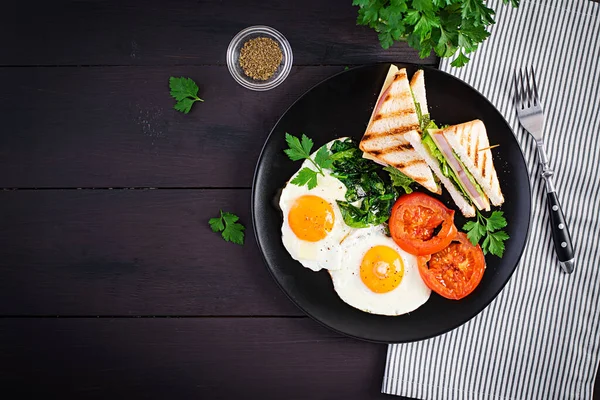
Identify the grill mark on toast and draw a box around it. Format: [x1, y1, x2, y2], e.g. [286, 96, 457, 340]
[369, 143, 413, 156]
[388, 125, 419, 135]
[378, 89, 412, 105]
[393, 90, 412, 101]
[467, 132, 471, 158]
[411, 174, 430, 184]
[389, 159, 426, 169]
[482, 152, 487, 178]
[394, 71, 407, 81]
[361, 125, 419, 142]
[460, 129, 467, 147]
[374, 108, 416, 121]
[474, 134, 480, 166]
[361, 132, 377, 141]
[466, 127, 472, 158]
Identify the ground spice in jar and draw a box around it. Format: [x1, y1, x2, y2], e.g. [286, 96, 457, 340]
[239, 37, 283, 81]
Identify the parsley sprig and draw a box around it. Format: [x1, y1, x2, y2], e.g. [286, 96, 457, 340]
[169, 77, 204, 113]
[463, 210, 509, 257]
[353, 0, 519, 67]
[209, 210, 245, 245]
[284, 133, 332, 190]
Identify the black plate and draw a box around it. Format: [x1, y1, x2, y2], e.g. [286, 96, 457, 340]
[252, 64, 531, 343]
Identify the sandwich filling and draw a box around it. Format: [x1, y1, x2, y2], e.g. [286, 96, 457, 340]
[421, 125, 488, 210]
[430, 130, 488, 209]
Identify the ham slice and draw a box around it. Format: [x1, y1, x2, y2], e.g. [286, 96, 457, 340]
[431, 131, 488, 210]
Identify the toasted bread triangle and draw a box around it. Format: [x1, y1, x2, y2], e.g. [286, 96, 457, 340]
[359, 66, 439, 194]
[441, 120, 504, 206]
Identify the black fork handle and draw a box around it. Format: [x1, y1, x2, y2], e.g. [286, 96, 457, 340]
[546, 191, 574, 273]
[537, 141, 575, 274]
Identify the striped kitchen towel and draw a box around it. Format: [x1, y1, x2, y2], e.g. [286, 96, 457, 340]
[383, 0, 600, 399]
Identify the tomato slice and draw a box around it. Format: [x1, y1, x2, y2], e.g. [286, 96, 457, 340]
[418, 232, 486, 300]
[389, 192, 458, 256]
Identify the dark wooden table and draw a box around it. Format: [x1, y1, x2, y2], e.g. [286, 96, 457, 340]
[1, 1, 597, 399]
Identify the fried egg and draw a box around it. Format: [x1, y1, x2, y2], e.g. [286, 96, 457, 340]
[330, 225, 431, 315]
[280, 139, 352, 272]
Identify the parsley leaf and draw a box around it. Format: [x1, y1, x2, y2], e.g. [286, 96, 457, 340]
[314, 146, 333, 170]
[291, 168, 319, 190]
[378, 32, 395, 49]
[301, 134, 314, 156]
[221, 212, 239, 225]
[463, 220, 485, 246]
[209, 210, 245, 245]
[487, 230, 509, 257]
[284, 133, 332, 188]
[169, 77, 203, 114]
[222, 222, 245, 245]
[413, 0, 434, 12]
[352, 0, 518, 67]
[208, 216, 225, 232]
[451, 50, 470, 68]
[383, 166, 414, 194]
[462, 210, 509, 257]
[284, 133, 313, 161]
[461, 0, 495, 25]
[486, 211, 508, 231]
[173, 98, 196, 114]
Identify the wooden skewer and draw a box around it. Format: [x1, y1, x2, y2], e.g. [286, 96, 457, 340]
[478, 144, 500, 152]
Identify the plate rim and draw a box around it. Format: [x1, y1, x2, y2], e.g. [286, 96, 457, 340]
[251, 62, 532, 344]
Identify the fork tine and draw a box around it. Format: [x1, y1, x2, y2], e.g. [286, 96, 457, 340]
[524, 67, 533, 108]
[530, 66, 539, 106]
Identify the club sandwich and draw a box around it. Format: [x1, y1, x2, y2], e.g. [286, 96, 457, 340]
[405, 70, 505, 217]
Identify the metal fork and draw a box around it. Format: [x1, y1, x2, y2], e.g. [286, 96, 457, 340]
[514, 67, 574, 274]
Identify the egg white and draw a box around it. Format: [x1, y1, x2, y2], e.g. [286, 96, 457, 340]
[329, 225, 431, 316]
[280, 139, 353, 272]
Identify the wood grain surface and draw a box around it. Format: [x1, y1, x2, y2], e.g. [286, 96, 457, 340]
[0, 0, 436, 66]
[0, 189, 302, 316]
[0, 318, 402, 400]
[0, 66, 346, 187]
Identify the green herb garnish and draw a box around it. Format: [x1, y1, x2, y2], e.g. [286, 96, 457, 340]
[352, 0, 519, 67]
[463, 210, 509, 257]
[383, 166, 413, 194]
[284, 133, 332, 190]
[169, 77, 204, 113]
[329, 138, 411, 228]
[209, 210, 245, 245]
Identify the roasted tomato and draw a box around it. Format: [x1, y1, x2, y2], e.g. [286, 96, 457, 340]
[389, 192, 458, 256]
[418, 232, 486, 300]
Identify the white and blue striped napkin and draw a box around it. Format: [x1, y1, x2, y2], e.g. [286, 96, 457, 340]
[383, 0, 600, 399]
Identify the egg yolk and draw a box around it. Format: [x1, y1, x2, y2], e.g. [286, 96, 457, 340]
[360, 245, 404, 293]
[288, 195, 335, 242]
